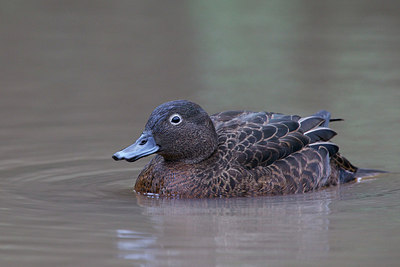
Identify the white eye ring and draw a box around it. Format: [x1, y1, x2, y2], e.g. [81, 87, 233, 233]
[169, 113, 182, 125]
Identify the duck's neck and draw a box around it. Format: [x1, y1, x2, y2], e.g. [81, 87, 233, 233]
[162, 129, 219, 164]
[185, 140, 218, 164]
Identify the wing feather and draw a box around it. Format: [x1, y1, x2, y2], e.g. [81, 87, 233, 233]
[211, 109, 340, 171]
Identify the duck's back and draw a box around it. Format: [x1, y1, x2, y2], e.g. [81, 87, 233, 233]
[208, 110, 359, 195]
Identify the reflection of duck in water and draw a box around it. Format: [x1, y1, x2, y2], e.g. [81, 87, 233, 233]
[113, 100, 382, 198]
[118, 193, 334, 263]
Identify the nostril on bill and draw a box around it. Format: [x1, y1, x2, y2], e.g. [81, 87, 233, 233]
[139, 139, 147, 146]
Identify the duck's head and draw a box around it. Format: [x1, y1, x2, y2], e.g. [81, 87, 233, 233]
[112, 100, 218, 164]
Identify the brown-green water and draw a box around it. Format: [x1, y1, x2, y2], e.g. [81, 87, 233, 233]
[1, 1, 399, 266]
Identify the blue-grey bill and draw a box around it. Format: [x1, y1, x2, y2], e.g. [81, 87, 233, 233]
[112, 131, 159, 162]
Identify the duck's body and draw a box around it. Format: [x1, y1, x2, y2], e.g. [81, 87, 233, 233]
[113, 100, 376, 198]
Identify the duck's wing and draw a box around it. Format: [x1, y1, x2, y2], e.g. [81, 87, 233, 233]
[211, 110, 338, 169]
[211, 110, 300, 129]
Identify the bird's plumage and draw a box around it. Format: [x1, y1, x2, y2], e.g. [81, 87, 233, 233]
[113, 100, 380, 198]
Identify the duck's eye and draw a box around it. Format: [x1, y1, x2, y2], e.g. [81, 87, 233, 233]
[169, 114, 182, 125]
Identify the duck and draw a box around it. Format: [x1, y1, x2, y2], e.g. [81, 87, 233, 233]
[112, 100, 381, 198]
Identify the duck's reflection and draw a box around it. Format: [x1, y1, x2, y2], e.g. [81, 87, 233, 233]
[117, 189, 338, 265]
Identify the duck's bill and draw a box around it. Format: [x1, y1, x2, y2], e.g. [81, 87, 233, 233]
[112, 131, 159, 162]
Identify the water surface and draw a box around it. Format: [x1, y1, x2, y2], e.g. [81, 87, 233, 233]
[1, 1, 400, 266]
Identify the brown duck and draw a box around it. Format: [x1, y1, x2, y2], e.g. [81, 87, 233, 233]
[113, 100, 381, 198]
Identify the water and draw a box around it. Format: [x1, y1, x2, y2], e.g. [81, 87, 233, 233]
[1, 1, 400, 266]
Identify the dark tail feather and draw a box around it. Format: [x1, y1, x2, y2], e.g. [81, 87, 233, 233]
[355, 168, 388, 179]
[339, 168, 387, 183]
[330, 118, 344, 122]
[314, 110, 344, 127]
[313, 110, 331, 127]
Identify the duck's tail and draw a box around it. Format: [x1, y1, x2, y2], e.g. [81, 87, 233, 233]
[332, 153, 387, 183]
[355, 168, 388, 179]
[311, 111, 387, 180]
[302, 110, 387, 184]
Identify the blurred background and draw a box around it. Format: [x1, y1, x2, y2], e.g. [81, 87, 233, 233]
[1, 0, 399, 168]
[1, 1, 399, 266]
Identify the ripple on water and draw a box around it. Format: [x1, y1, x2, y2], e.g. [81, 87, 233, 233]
[1, 157, 396, 211]
[0, 158, 144, 210]
[1, 157, 398, 266]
